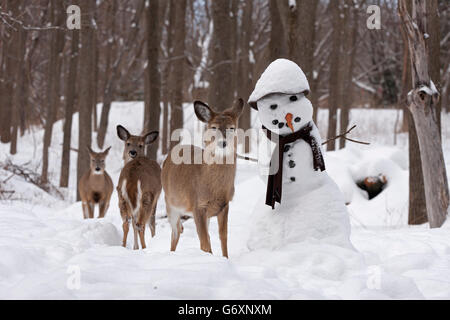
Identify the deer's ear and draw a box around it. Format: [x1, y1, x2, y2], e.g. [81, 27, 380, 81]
[194, 101, 214, 123]
[86, 146, 94, 156]
[144, 131, 159, 145]
[117, 125, 130, 141]
[103, 146, 111, 155]
[233, 98, 244, 118]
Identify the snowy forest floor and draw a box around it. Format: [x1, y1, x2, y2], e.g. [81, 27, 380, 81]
[0, 102, 449, 299]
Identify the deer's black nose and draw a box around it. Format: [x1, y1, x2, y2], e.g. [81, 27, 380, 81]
[129, 150, 137, 157]
[95, 167, 101, 172]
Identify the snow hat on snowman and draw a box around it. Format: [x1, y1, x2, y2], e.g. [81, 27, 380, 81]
[248, 59, 325, 209]
[248, 59, 313, 136]
[248, 58, 310, 108]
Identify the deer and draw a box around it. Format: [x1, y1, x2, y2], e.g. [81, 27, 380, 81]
[79, 146, 114, 219]
[116, 125, 162, 250]
[161, 98, 244, 258]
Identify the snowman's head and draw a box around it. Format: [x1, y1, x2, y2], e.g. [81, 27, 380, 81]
[256, 92, 313, 136]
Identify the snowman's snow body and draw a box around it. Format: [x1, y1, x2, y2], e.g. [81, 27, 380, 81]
[247, 59, 352, 250]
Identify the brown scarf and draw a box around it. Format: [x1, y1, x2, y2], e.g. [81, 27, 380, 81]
[263, 122, 326, 209]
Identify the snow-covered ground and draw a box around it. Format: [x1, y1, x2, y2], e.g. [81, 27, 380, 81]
[0, 102, 449, 299]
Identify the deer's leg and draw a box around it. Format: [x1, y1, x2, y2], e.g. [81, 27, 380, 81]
[131, 218, 139, 250]
[98, 200, 109, 218]
[149, 201, 157, 238]
[119, 193, 130, 248]
[167, 203, 182, 252]
[194, 207, 212, 254]
[137, 223, 146, 249]
[122, 217, 130, 248]
[217, 204, 229, 258]
[82, 202, 89, 219]
[87, 202, 95, 219]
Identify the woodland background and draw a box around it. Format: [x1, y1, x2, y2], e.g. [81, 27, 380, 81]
[0, 0, 449, 221]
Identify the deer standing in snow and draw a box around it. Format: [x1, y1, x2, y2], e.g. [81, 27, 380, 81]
[161, 98, 244, 258]
[116, 125, 161, 249]
[79, 147, 114, 219]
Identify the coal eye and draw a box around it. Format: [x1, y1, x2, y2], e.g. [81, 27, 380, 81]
[270, 104, 278, 110]
[290, 95, 298, 102]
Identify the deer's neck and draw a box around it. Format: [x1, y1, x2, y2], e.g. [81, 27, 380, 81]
[206, 153, 237, 179]
[89, 171, 107, 188]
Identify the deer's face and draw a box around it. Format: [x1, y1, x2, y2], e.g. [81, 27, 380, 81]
[87, 146, 111, 174]
[117, 125, 158, 163]
[194, 99, 244, 158]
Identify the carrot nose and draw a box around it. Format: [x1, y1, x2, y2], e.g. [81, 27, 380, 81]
[285, 113, 294, 132]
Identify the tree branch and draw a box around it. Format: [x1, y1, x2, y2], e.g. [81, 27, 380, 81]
[321, 125, 370, 146]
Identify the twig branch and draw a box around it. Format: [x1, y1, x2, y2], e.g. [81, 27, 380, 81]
[237, 154, 258, 163]
[0, 10, 66, 31]
[321, 125, 370, 146]
[59, 143, 79, 153]
[238, 125, 370, 163]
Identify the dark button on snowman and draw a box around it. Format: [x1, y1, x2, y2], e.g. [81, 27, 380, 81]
[247, 59, 352, 250]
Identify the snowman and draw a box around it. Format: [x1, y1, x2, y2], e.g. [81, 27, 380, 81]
[247, 59, 353, 250]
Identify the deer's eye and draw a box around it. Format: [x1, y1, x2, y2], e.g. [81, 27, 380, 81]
[139, 145, 143, 148]
[127, 143, 130, 146]
[211, 127, 217, 130]
[229, 128, 235, 132]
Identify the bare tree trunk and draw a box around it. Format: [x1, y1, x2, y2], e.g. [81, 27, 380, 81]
[427, 0, 441, 134]
[400, 22, 411, 133]
[162, 0, 176, 154]
[0, 23, 6, 142]
[399, 1, 428, 225]
[97, 1, 145, 149]
[144, 0, 162, 160]
[326, 0, 342, 151]
[77, 0, 95, 201]
[42, 0, 65, 184]
[92, 31, 99, 133]
[9, 3, 26, 155]
[296, 0, 318, 81]
[268, 0, 287, 61]
[288, 1, 299, 63]
[238, 0, 254, 153]
[408, 111, 428, 224]
[0, 0, 18, 144]
[157, 0, 169, 155]
[399, 0, 449, 228]
[230, 0, 239, 98]
[60, 30, 79, 188]
[339, 0, 358, 149]
[443, 65, 450, 114]
[169, 0, 187, 150]
[208, 0, 233, 111]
